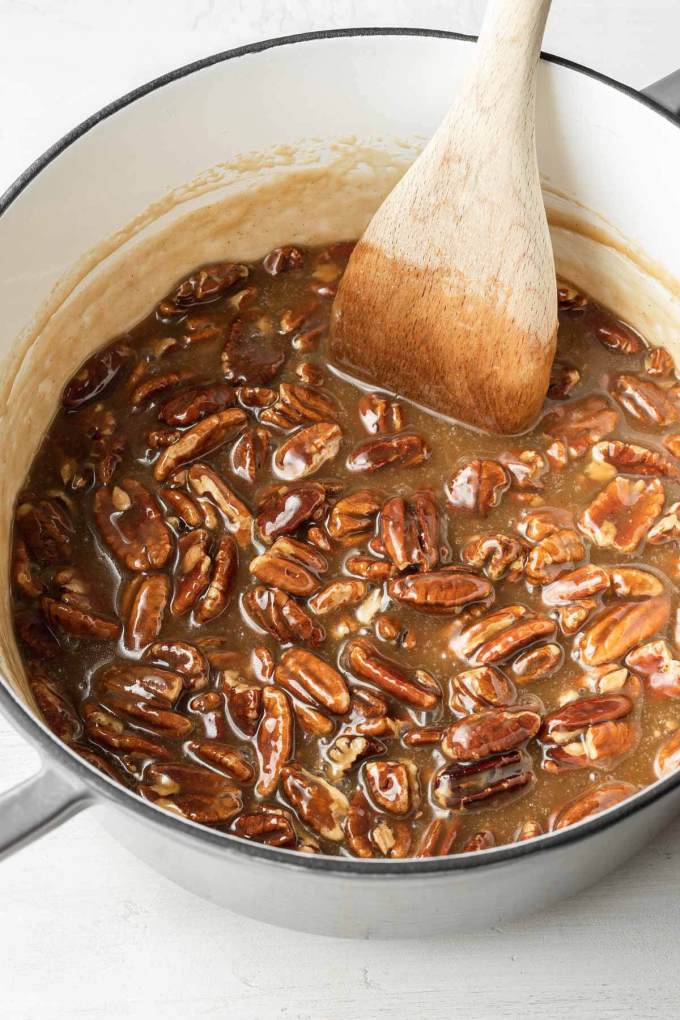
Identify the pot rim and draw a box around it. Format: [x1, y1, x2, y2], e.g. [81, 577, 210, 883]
[1, 27, 679, 876]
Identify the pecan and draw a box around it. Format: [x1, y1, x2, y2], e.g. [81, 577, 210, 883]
[646, 501, 680, 544]
[186, 462, 253, 546]
[514, 820, 543, 841]
[345, 554, 394, 582]
[380, 491, 440, 571]
[519, 506, 574, 542]
[275, 648, 350, 714]
[414, 818, 461, 857]
[654, 728, 680, 778]
[326, 733, 385, 779]
[327, 489, 383, 544]
[158, 383, 236, 426]
[94, 478, 172, 571]
[363, 760, 419, 816]
[609, 374, 679, 427]
[183, 312, 223, 344]
[542, 395, 619, 459]
[121, 573, 170, 652]
[578, 476, 664, 553]
[664, 433, 680, 458]
[188, 741, 254, 783]
[450, 604, 557, 664]
[308, 579, 369, 615]
[461, 533, 526, 581]
[344, 790, 412, 859]
[130, 368, 197, 407]
[402, 725, 443, 746]
[347, 433, 429, 473]
[274, 422, 342, 480]
[511, 643, 563, 684]
[223, 678, 262, 737]
[591, 440, 680, 480]
[548, 361, 580, 400]
[41, 596, 120, 640]
[557, 284, 588, 311]
[139, 762, 242, 824]
[449, 665, 517, 714]
[625, 640, 680, 697]
[82, 701, 171, 759]
[187, 691, 228, 740]
[542, 565, 610, 604]
[645, 347, 675, 377]
[12, 537, 43, 598]
[461, 830, 496, 852]
[159, 263, 248, 317]
[256, 482, 326, 543]
[551, 781, 637, 830]
[358, 393, 404, 434]
[280, 764, 349, 841]
[232, 808, 297, 847]
[160, 487, 208, 529]
[143, 640, 208, 691]
[540, 693, 635, 770]
[388, 567, 493, 615]
[153, 408, 247, 481]
[595, 320, 644, 354]
[446, 459, 509, 514]
[442, 708, 541, 761]
[609, 566, 664, 598]
[243, 586, 324, 647]
[525, 529, 585, 583]
[261, 382, 337, 429]
[558, 600, 597, 637]
[296, 362, 324, 386]
[344, 789, 375, 858]
[249, 536, 326, 596]
[62, 343, 129, 409]
[238, 385, 277, 409]
[345, 638, 441, 709]
[579, 597, 671, 666]
[262, 246, 305, 274]
[171, 529, 212, 615]
[29, 666, 81, 743]
[15, 612, 60, 658]
[432, 750, 534, 809]
[290, 699, 333, 736]
[499, 450, 547, 490]
[16, 497, 73, 564]
[230, 427, 270, 483]
[255, 686, 293, 796]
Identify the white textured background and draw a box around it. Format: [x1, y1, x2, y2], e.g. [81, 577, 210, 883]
[1, 2, 680, 1018]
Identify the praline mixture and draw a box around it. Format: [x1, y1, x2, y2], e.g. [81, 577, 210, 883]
[11, 241, 680, 857]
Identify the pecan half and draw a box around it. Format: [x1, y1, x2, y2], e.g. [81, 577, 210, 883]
[461, 533, 526, 581]
[159, 262, 249, 317]
[609, 567, 664, 597]
[578, 476, 664, 552]
[449, 665, 517, 714]
[540, 693, 636, 771]
[379, 491, 440, 571]
[579, 597, 671, 666]
[94, 478, 172, 571]
[255, 686, 293, 796]
[230, 427, 270, 483]
[645, 347, 675, 377]
[16, 497, 73, 564]
[654, 728, 680, 778]
[29, 666, 81, 743]
[327, 489, 383, 544]
[542, 395, 619, 459]
[625, 640, 680, 697]
[414, 818, 461, 857]
[308, 579, 369, 615]
[551, 781, 637, 830]
[358, 392, 404, 434]
[153, 409, 247, 481]
[345, 638, 441, 709]
[186, 462, 253, 545]
[388, 567, 493, 615]
[511, 643, 563, 684]
[345, 554, 394, 582]
[188, 741, 254, 783]
[595, 320, 644, 354]
[243, 586, 324, 646]
[41, 596, 120, 640]
[263, 246, 305, 274]
[548, 361, 580, 400]
[446, 459, 509, 515]
[249, 536, 326, 596]
[62, 344, 129, 409]
[82, 702, 170, 759]
[347, 433, 429, 473]
[273, 422, 342, 480]
[609, 374, 679, 427]
[158, 383, 236, 426]
[442, 708, 541, 761]
[646, 501, 680, 545]
[461, 830, 496, 852]
[171, 529, 212, 615]
[525, 529, 585, 584]
[275, 648, 350, 714]
[326, 733, 385, 779]
[139, 762, 242, 824]
[256, 482, 326, 543]
[363, 760, 419, 816]
[143, 640, 208, 691]
[280, 763, 349, 841]
[12, 537, 43, 598]
[432, 751, 534, 809]
[232, 808, 297, 847]
[261, 383, 337, 429]
[591, 440, 680, 480]
[130, 368, 197, 408]
[121, 574, 170, 652]
[542, 565, 610, 604]
[345, 789, 411, 858]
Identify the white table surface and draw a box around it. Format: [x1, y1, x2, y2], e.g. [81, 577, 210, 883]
[2, 2, 680, 1017]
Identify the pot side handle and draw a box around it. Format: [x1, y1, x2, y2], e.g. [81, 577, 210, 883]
[0, 764, 90, 861]
[642, 69, 680, 117]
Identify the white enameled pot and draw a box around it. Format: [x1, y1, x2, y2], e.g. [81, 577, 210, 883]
[1, 30, 679, 939]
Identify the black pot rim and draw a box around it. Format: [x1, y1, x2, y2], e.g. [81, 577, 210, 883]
[1, 27, 679, 877]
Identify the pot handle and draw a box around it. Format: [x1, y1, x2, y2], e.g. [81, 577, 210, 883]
[642, 69, 680, 117]
[0, 763, 90, 861]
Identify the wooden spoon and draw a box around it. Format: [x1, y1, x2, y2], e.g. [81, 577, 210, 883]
[330, 0, 556, 435]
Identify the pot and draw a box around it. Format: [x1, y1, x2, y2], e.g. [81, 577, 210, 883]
[0, 30, 679, 939]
